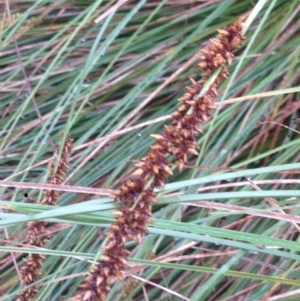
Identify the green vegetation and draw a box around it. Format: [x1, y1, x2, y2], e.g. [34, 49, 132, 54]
[1, 0, 300, 300]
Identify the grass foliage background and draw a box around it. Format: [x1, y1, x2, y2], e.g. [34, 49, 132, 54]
[1, 0, 300, 300]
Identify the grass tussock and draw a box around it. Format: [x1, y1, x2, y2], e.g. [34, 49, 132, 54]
[0, 1, 300, 301]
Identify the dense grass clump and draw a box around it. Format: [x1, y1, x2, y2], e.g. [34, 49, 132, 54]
[1, 1, 300, 301]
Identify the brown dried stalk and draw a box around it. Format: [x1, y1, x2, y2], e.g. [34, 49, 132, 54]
[17, 136, 73, 301]
[79, 18, 245, 301]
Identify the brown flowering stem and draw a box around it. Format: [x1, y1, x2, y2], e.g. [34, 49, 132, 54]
[17, 136, 73, 301]
[78, 18, 245, 301]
